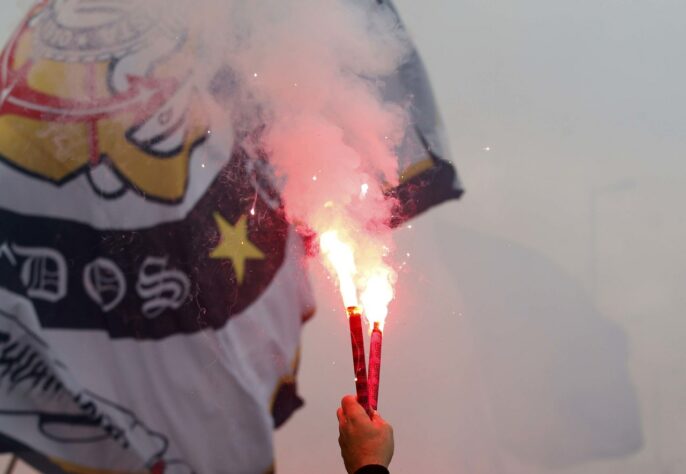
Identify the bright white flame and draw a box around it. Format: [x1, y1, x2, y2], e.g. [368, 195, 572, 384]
[319, 231, 358, 307]
[320, 228, 396, 328]
[360, 270, 394, 330]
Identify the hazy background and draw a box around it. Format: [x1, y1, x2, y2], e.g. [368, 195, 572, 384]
[2, 1, 685, 473]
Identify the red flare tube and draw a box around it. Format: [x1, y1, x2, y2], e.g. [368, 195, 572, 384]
[347, 306, 369, 411]
[368, 322, 382, 412]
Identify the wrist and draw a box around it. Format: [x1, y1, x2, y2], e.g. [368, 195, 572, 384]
[350, 454, 389, 473]
[354, 465, 389, 474]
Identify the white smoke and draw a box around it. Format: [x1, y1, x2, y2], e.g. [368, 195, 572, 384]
[184, 0, 410, 222]
[176, 0, 411, 309]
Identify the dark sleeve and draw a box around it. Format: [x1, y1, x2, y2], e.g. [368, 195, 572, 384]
[354, 465, 390, 474]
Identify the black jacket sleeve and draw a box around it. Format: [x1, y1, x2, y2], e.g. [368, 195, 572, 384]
[354, 465, 389, 474]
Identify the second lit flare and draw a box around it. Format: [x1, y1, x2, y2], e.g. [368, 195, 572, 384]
[360, 271, 393, 413]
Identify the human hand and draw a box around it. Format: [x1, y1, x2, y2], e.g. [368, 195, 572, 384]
[337, 395, 394, 473]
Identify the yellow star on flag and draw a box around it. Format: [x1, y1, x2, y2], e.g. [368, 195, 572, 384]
[209, 212, 265, 285]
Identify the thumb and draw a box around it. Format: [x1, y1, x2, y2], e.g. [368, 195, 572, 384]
[370, 410, 383, 422]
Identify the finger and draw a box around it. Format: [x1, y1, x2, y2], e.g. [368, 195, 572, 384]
[341, 395, 368, 423]
[336, 407, 345, 425]
[341, 395, 356, 408]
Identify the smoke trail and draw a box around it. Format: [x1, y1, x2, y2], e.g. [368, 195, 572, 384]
[179, 0, 410, 305]
[189, 1, 409, 215]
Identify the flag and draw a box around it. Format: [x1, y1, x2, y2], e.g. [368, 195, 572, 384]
[0, 1, 462, 472]
[382, 1, 464, 227]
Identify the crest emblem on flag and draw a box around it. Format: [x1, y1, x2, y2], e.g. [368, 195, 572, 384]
[0, 0, 208, 203]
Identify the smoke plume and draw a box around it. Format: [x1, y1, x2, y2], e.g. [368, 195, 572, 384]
[182, 0, 411, 311]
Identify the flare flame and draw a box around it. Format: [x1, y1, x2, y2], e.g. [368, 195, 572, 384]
[319, 229, 394, 329]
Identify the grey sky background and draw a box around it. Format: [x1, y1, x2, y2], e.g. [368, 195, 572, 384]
[1, 1, 684, 473]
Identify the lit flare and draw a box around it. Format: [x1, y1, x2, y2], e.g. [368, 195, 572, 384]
[360, 270, 394, 331]
[319, 228, 394, 415]
[319, 230, 358, 307]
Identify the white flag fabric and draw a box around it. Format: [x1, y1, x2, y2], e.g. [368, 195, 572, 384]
[0, 1, 461, 473]
[0, 3, 313, 472]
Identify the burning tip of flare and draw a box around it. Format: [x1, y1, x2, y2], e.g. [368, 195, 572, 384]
[320, 228, 396, 329]
[320, 231, 358, 308]
[360, 271, 393, 330]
